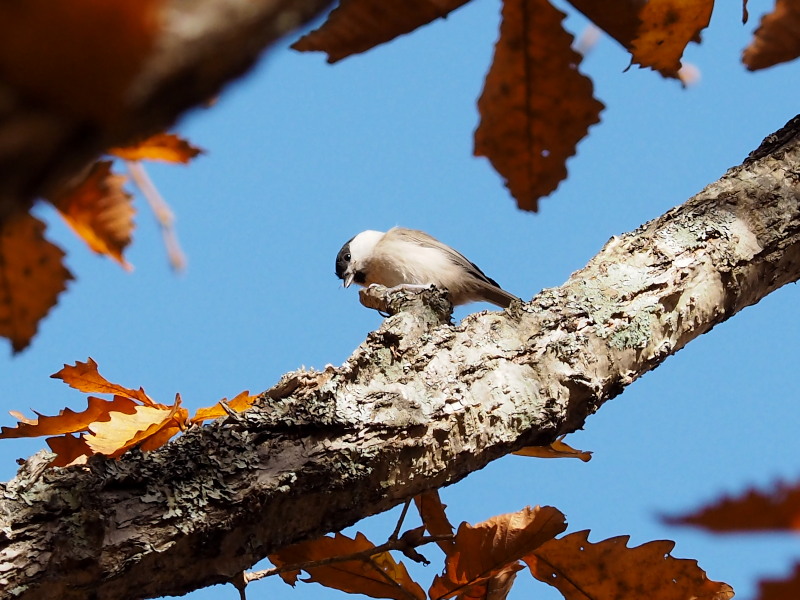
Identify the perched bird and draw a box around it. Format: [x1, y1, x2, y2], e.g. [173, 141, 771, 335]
[335, 227, 519, 308]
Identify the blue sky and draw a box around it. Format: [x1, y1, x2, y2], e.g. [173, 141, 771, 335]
[2, 1, 799, 598]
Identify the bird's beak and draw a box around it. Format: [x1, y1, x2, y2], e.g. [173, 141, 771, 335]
[343, 273, 354, 288]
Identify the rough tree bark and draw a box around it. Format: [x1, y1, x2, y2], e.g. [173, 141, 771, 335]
[0, 0, 335, 222]
[0, 116, 798, 599]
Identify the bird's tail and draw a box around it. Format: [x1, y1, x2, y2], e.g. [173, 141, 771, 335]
[479, 283, 520, 308]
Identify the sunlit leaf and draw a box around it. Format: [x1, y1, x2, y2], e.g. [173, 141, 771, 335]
[270, 531, 426, 600]
[525, 530, 734, 600]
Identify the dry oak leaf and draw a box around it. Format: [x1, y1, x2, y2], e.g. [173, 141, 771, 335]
[189, 390, 258, 425]
[45, 433, 93, 467]
[743, 0, 800, 70]
[0, 0, 161, 123]
[86, 394, 187, 458]
[474, 0, 603, 211]
[110, 132, 204, 164]
[292, 0, 470, 63]
[566, 0, 713, 78]
[50, 160, 135, 269]
[0, 395, 138, 439]
[662, 480, 800, 532]
[513, 437, 592, 462]
[0, 212, 73, 353]
[52, 357, 155, 406]
[415, 490, 456, 554]
[630, 0, 714, 76]
[270, 531, 426, 600]
[757, 561, 800, 600]
[524, 530, 734, 600]
[429, 505, 567, 600]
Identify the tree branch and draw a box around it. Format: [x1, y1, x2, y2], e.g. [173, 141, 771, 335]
[0, 116, 798, 599]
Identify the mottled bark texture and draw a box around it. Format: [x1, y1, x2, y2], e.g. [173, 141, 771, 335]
[1, 115, 799, 599]
[0, 0, 335, 222]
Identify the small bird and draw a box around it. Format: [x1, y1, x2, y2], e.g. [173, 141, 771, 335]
[335, 227, 519, 308]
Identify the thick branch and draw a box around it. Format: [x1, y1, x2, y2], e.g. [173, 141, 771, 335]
[0, 0, 335, 221]
[0, 117, 798, 599]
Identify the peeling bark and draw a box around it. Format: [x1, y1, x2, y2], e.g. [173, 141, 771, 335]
[0, 0, 335, 221]
[0, 116, 799, 599]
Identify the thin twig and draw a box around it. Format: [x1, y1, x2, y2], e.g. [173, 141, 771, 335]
[390, 499, 412, 540]
[125, 161, 187, 271]
[245, 534, 452, 583]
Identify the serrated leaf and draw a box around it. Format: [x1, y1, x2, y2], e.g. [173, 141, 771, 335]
[429, 505, 566, 600]
[663, 480, 800, 533]
[0, 213, 73, 352]
[475, 0, 603, 210]
[525, 530, 734, 600]
[51, 357, 154, 406]
[50, 160, 135, 268]
[292, 0, 470, 63]
[270, 531, 426, 600]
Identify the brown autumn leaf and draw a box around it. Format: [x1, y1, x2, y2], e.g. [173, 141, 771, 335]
[474, 0, 603, 211]
[414, 490, 456, 553]
[0, 396, 138, 439]
[189, 390, 258, 425]
[513, 437, 592, 461]
[0, 212, 73, 353]
[567, 0, 713, 78]
[743, 0, 800, 70]
[46, 433, 93, 467]
[270, 531, 426, 600]
[87, 394, 186, 458]
[51, 357, 155, 406]
[50, 160, 135, 269]
[110, 133, 204, 164]
[429, 505, 567, 600]
[0, 0, 161, 123]
[292, 0, 470, 63]
[662, 480, 800, 532]
[757, 562, 800, 600]
[630, 0, 714, 76]
[524, 530, 734, 600]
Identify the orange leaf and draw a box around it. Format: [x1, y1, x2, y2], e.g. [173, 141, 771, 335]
[429, 506, 567, 600]
[190, 390, 258, 425]
[46, 433, 93, 467]
[513, 438, 592, 462]
[87, 395, 185, 457]
[0, 213, 73, 353]
[270, 532, 426, 600]
[292, 0, 470, 63]
[524, 530, 734, 600]
[662, 480, 800, 532]
[757, 562, 800, 600]
[0, 0, 161, 123]
[567, 0, 712, 78]
[110, 133, 204, 164]
[51, 358, 155, 406]
[50, 161, 135, 268]
[629, 0, 714, 77]
[414, 490, 455, 554]
[743, 0, 800, 70]
[474, 0, 603, 210]
[0, 396, 138, 439]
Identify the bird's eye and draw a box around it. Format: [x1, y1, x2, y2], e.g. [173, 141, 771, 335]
[344, 253, 351, 261]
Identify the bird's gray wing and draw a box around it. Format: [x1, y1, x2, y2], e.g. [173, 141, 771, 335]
[389, 227, 503, 288]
